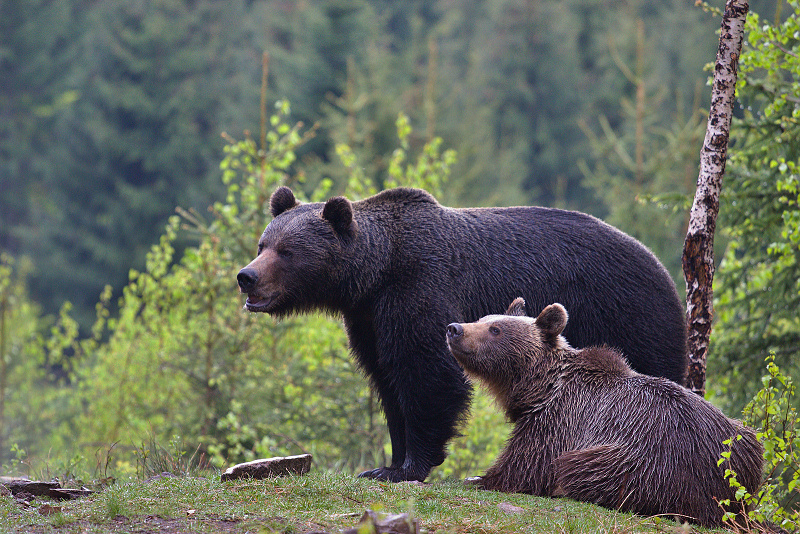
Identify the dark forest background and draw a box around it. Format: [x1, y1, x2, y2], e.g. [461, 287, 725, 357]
[3, 0, 737, 327]
[2, 0, 799, 479]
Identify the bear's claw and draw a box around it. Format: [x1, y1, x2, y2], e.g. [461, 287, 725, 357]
[357, 466, 427, 483]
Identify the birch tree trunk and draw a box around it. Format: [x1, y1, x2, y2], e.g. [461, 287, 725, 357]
[682, 0, 749, 396]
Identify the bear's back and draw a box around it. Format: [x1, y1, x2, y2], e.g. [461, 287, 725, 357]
[570, 346, 636, 380]
[561, 350, 757, 471]
[346, 188, 686, 384]
[549, 347, 762, 526]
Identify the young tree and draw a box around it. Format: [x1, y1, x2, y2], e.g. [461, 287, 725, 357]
[683, 0, 749, 396]
[710, 0, 800, 411]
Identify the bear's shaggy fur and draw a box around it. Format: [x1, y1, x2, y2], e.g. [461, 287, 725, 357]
[446, 298, 763, 527]
[237, 187, 687, 482]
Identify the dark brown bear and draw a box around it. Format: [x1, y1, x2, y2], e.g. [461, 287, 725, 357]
[446, 298, 763, 527]
[237, 186, 688, 483]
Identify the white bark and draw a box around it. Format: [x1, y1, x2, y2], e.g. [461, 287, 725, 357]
[683, 0, 749, 396]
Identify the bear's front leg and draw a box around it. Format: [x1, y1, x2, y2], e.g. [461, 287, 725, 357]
[357, 378, 436, 483]
[361, 333, 471, 482]
[357, 396, 407, 480]
[345, 313, 412, 480]
[358, 424, 447, 482]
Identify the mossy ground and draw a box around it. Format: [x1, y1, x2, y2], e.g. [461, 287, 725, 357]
[0, 471, 731, 534]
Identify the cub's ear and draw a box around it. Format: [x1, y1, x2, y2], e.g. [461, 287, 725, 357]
[323, 196, 357, 238]
[506, 297, 527, 317]
[270, 186, 300, 218]
[535, 303, 568, 342]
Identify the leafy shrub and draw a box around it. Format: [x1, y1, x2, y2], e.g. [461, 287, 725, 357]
[721, 354, 800, 532]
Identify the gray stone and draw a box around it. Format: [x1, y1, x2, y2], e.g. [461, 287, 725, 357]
[0, 479, 93, 501]
[342, 510, 419, 534]
[220, 454, 312, 482]
[498, 502, 525, 514]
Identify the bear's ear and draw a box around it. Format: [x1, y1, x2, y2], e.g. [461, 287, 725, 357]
[506, 297, 527, 317]
[323, 196, 356, 238]
[535, 303, 568, 341]
[270, 186, 300, 218]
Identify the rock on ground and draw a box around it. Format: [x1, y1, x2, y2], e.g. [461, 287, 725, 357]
[220, 454, 312, 482]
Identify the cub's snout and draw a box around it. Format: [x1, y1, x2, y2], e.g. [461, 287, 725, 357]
[446, 323, 464, 339]
[446, 321, 479, 362]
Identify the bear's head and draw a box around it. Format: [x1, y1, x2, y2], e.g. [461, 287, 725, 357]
[236, 186, 358, 316]
[446, 298, 569, 403]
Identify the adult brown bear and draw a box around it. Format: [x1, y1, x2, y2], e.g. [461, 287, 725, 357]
[446, 298, 763, 527]
[237, 186, 687, 482]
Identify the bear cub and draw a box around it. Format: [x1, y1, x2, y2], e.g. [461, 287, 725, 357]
[446, 298, 763, 527]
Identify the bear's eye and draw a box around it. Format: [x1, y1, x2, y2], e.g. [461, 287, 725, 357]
[489, 326, 501, 336]
[257, 244, 265, 255]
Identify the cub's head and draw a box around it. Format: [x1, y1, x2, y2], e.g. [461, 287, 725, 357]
[236, 186, 358, 316]
[446, 298, 569, 400]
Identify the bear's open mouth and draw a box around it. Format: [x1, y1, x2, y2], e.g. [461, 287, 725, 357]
[245, 294, 275, 312]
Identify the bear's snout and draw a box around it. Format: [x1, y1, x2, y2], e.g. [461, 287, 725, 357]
[237, 268, 259, 293]
[446, 323, 463, 339]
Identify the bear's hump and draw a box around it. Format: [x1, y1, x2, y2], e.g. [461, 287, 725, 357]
[361, 188, 439, 206]
[572, 346, 635, 378]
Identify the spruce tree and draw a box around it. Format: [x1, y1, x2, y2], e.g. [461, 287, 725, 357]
[0, 0, 81, 256]
[39, 0, 242, 328]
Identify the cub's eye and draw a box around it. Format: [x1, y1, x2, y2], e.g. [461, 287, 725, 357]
[489, 326, 501, 336]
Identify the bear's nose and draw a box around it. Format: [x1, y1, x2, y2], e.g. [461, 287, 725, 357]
[446, 323, 463, 338]
[237, 268, 259, 292]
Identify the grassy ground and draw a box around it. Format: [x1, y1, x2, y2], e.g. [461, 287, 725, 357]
[0, 471, 734, 534]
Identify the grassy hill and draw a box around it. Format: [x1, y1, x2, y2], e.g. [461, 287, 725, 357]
[1, 471, 732, 533]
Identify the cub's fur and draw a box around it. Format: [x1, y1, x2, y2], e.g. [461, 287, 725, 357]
[446, 299, 763, 527]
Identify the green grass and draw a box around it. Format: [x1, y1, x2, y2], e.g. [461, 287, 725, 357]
[0, 471, 733, 533]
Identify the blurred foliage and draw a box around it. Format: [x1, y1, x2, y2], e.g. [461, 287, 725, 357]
[577, 16, 706, 282]
[709, 0, 800, 413]
[0, 254, 45, 464]
[0, 253, 101, 475]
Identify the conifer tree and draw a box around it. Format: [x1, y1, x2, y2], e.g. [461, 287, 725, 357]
[0, 0, 81, 256]
[39, 0, 243, 327]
